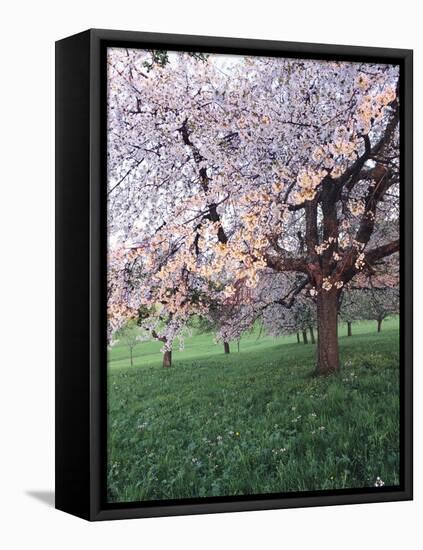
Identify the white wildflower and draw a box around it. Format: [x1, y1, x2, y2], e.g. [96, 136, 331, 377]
[374, 476, 385, 487]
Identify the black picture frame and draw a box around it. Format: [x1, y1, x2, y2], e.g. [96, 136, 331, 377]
[55, 28, 413, 521]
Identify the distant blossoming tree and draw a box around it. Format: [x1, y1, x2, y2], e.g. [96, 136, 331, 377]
[340, 286, 399, 335]
[339, 289, 368, 336]
[113, 319, 148, 367]
[365, 287, 400, 332]
[261, 293, 316, 344]
[107, 48, 399, 374]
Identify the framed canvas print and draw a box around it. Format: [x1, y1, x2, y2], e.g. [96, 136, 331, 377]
[55, 29, 413, 521]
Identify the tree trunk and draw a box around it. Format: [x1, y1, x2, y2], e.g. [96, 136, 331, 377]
[296, 332, 300, 344]
[309, 326, 315, 344]
[377, 318, 382, 332]
[129, 347, 133, 367]
[347, 321, 352, 337]
[302, 330, 308, 344]
[224, 341, 230, 354]
[237, 340, 240, 353]
[316, 290, 340, 374]
[163, 349, 172, 368]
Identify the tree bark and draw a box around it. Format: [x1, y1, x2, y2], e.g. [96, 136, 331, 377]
[237, 340, 240, 353]
[163, 350, 172, 368]
[377, 318, 382, 332]
[296, 332, 300, 344]
[309, 326, 316, 344]
[302, 330, 308, 344]
[129, 347, 133, 367]
[347, 321, 352, 337]
[316, 290, 340, 374]
[224, 341, 230, 354]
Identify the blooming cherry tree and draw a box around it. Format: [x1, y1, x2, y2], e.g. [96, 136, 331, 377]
[107, 48, 399, 373]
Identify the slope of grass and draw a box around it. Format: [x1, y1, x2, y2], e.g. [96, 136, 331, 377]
[107, 318, 400, 503]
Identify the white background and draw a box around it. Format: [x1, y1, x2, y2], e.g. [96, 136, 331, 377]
[0, 1, 420, 548]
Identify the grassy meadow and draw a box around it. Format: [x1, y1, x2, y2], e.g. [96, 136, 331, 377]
[107, 317, 400, 503]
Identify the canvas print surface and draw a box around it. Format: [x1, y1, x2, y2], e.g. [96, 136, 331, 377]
[106, 47, 400, 504]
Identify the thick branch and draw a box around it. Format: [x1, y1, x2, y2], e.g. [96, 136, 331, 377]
[265, 253, 308, 273]
[305, 200, 319, 254]
[365, 239, 399, 265]
[355, 164, 394, 245]
[273, 276, 309, 308]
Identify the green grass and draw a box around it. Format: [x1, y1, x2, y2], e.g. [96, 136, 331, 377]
[107, 317, 400, 503]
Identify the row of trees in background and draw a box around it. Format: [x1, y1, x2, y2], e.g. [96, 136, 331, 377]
[114, 286, 399, 365]
[107, 49, 400, 374]
[340, 287, 399, 335]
